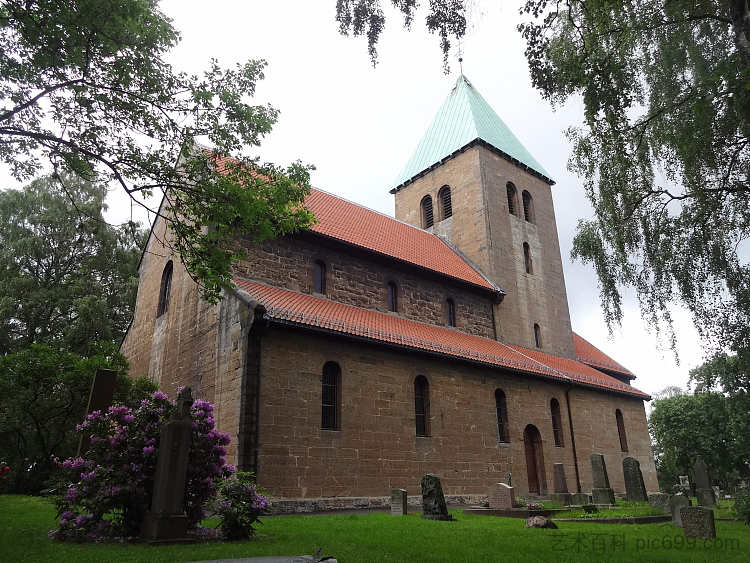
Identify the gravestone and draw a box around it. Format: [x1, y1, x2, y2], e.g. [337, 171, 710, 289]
[622, 457, 648, 502]
[680, 506, 716, 539]
[550, 463, 571, 505]
[693, 456, 716, 507]
[141, 387, 194, 540]
[421, 474, 453, 521]
[590, 453, 615, 505]
[570, 492, 591, 505]
[647, 492, 671, 514]
[488, 482, 515, 510]
[670, 493, 691, 526]
[391, 489, 407, 516]
[76, 369, 118, 456]
[712, 485, 721, 499]
[679, 475, 690, 488]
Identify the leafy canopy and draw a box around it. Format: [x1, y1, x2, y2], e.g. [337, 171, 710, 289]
[0, 174, 144, 354]
[0, 0, 314, 302]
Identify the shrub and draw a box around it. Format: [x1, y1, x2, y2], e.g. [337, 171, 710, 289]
[49, 391, 233, 541]
[212, 471, 268, 540]
[733, 488, 750, 525]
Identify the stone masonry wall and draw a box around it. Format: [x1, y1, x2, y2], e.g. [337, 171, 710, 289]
[252, 327, 656, 501]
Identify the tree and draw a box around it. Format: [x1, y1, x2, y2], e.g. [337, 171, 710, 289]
[335, 1, 750, 357]
[0, 344, 156, 494]
[1, 0, 314, 302]
[0, 174, 144, 354]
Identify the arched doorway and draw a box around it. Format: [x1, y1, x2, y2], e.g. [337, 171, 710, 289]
[524, 424, 547, 495]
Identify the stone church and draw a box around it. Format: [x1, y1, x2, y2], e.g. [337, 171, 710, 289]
[121, 75, 658, 508]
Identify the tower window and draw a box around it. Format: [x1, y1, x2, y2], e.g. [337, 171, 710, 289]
[507, 182, 518, 216]
[414, 375, 430, 437]
[387, 281, 398, 312]
[313, 260, 327, 294]
[534, 323, 542, 348]
[157, 260, 173, 317]
[522, 190, 534, 223]
[421, 195, 434, 228]
[551, 398, 564, 447]
[616, 409, 628, 452]
[438, 185, 452, 220]
[495, 389, 510, 443]
[321, 361, 341, 430]
[446, 298, 456, 327]
[523, 242, 533, 274]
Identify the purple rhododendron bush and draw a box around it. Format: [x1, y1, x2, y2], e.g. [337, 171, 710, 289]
[49, 390, 266, 541]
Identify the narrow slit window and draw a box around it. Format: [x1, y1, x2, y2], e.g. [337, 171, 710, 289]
[313, 260, 326, 294]
[414, 375, 429, 437]
[321, 362, 340, 430]
[446, 298, 456, 327]
[616, 409, 628, 452]
[551, 398, 564, 447]
[421, 195, 434, 228]
[157, 260, 173, 317]
[522, 190, 534, 223]
[534, 323, 542, 348]
[523, 242, 533, 274]
[438, 185, 452, 220]
[387, 281, 398, 312]
[507, 183, 518, 216]
[495, 389, 509, 442]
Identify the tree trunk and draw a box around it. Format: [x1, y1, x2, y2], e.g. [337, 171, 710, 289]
[731, 0, 750, 64]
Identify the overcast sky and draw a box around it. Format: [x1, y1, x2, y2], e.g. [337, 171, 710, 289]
[5, 1, 706, 397]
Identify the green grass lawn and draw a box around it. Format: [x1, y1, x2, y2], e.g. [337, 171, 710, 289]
[2, 494, 749, 563]
[556, 500, 665, 519]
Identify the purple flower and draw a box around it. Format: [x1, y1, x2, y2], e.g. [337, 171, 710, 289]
[142, 445, 155, 455]
[153, 391, 168, 401]
[122, 414, 135, 423]
[86, 410, 102, 421]
[60, 510, 75, 523]
[81, 470, 96, 481]
[65, 487, 78, 502]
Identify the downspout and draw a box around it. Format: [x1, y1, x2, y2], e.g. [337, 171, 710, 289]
[565, 386, 582, 493]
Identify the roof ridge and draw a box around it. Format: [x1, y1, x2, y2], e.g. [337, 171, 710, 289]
[572, 332, 633, 375]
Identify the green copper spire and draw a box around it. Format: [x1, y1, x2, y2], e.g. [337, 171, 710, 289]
[394, 75, 552, 189]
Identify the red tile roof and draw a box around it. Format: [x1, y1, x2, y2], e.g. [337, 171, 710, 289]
[573, 333, 634, 378]
[234, 279, 648, 399]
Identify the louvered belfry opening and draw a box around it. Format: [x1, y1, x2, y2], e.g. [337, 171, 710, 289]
[321, 361, 340, 430]
[507, 182, 517, 216]
[522, 190, 534, 223]
[421, 195, 434, 228]
[438, 185, 452, 220]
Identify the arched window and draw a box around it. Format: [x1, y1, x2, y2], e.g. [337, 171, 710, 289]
[616, 409, 628, 452]
[446, 298, 456, 327]
[495, 389, 509, 443]
[420, 195, 434, 228]
[438, 185, 452, 220]
[157, 260, 173, 317]
[321, 361, 340, 430]
[534, 323, 542, 348]
[414, 375, 430, 437]
[551, 398, 564, 447]
[387, 281, 398, 312]
[523, 242, 533, 274]
[313, 260, 326, 294]
[506, 182, 518, 216]
[522, 190, 534, 223]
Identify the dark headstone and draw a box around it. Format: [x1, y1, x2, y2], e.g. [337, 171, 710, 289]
[681, 506, 716, 539]
[553, 463, 568, 493]
[570, 492, 591, 505]
[590, 453, 611, 489]
[420, 474, 453, 521]
[647, 492, 671, 514]
[696, 487, 717, 508]
[550, 492, 572, 506]
[694, 457, 711, 489]
[622, 457, 648, 502]
[76, 369, 117, 456]
[592, 488, 615, 505]
[391, 489, 407, 516]
[488, 482, 515, 509]
[141, 387, 194, 540]
[670, 493, 691, 526]
[525, 515, 558, 529]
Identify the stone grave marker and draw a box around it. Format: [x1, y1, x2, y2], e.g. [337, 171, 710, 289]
[623, 457, 648, 502]
[421, 474, 453, 521]
[550, 463, 571, 505]
[391, 489, 407, 516]
[647, 492, 671, 513]
[570, 492, 591, 505]
[693, 456, 716, 507]
[76, 368, 118, 456]
[679, 475, 690, 488]
[590, 453, 615, 505]
[488, 482, 515, 510]
[141, 387, 194, 541]
[670, 493, 691, 527]
[681, 506, 716, 539]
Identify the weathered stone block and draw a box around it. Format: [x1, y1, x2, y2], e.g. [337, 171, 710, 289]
[592, 488, 615, 505]
[623, 457, 648, 502]
[552, 463, 568, 493]
[421, 474, 453, 521]
[670, 493, 691, 527]
[696, 487, 717, 508]
[570, 492, 591, 506]
[391, 488, 407, 516]
[590, 453, 611, 489]
[488, 482, 515, 510]
[525, 515, 558, 529]
[681, 506, 716, 539]
[647, 492, 671, 514]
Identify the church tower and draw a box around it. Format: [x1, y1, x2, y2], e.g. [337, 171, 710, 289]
[392, 75, 575, 358]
